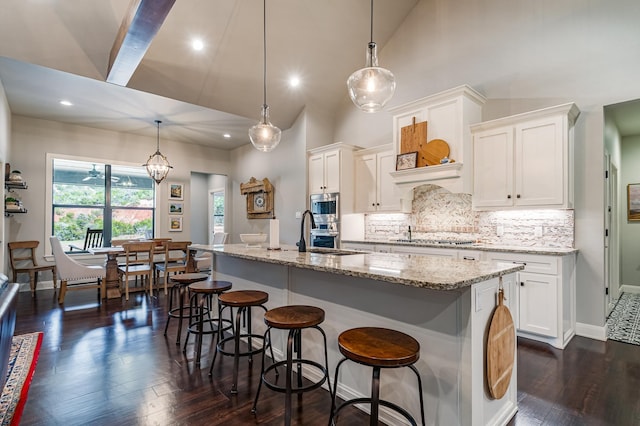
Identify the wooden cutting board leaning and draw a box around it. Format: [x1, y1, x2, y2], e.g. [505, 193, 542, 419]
[400, 117, 451, 167]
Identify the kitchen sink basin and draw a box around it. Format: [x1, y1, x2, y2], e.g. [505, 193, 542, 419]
[306, 248, 365, 256]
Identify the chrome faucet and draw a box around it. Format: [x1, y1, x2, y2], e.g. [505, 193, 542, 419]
[298, 209, 316, 252]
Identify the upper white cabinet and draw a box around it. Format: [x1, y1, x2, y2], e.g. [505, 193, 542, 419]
[308, 143, 359, 211]
[354, 144, 402, 212]
[388, 85, 486, 195]
[471, 103, 580, 210]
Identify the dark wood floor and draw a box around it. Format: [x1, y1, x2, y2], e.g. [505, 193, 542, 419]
[12, 288, 640, 425]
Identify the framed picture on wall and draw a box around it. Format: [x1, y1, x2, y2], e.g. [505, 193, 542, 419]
[169, 202, 183, 214]
[169, 183, 183, 200]
[169, 216, 182, 232]
[628, 183, 640, 221]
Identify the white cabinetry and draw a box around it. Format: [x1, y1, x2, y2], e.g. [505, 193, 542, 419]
[472, 103, 580, 210]
[308, 143, 359, 212]
[484, 251, 576, 349]
[388, 85, 485, 195]
[391, 245, 458, 259]
[354, 144, 402, 212]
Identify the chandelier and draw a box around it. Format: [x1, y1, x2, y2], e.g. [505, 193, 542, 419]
[144, 120, 172, 184]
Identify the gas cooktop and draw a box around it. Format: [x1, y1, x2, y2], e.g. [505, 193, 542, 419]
[394, 239, 476, 246]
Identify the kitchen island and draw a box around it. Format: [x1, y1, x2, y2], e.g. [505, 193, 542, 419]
[191, 244, 524, 426]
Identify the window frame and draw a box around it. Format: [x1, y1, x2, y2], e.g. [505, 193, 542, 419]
[45, 153, 157, 256]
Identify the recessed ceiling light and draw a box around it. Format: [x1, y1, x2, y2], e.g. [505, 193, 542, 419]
[223, 133, 231, 139]
[192, 38, 204, 51]
[59, 100, 73, 106]
[289, 76, 300, 88]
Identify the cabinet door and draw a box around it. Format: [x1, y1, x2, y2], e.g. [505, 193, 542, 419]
[376, 150, 401, 211]
[308, 153, 325, 195]
[473, 126, 514, 208]
[515, 116, 564, 206]
[518, 272, 558, 337]
[324, 150, 341, 194]
[354, 154, 377, 212]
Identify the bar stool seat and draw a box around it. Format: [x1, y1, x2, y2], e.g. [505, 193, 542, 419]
[252, 305, 331, 426]
[163, 273, 209, 345]
[208, 289, 273, 394]
[330, 327, 425, 426]
[183, 279, 233, 365]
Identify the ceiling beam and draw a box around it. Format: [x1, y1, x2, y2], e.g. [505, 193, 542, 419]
[106, 0, 176, 86]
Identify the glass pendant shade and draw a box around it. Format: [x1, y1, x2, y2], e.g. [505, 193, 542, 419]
[144, 120, 172, 184]
[347, 42, 396, 113]
[249, 104, 281, 152]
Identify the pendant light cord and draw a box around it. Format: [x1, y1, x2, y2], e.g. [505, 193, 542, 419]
[155, 120, 161, 151]
[262, 0, 267, 107]
[369, 0, 374, 43]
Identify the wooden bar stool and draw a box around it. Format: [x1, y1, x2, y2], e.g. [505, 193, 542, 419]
[251, 305, 331, 426]
[329, 327, 425, 426]
[183, 279, 233, 365]
[208, 290, 274, 394]
[163, 272, 208, 345]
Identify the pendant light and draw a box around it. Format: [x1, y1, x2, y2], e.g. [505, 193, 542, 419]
[249, 0, 281, 152]
[144, 120, 172, 184]
[347, 0, 396, 113]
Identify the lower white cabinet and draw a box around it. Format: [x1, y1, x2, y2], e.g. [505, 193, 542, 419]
[391, 245, 458, 258]
[484, 251, 575, 349]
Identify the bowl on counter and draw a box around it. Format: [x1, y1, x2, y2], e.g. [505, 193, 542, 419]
[239, 233, 268, 247]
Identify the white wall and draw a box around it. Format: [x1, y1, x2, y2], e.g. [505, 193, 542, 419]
[229, 109, 307, 245]
[0, 79, 10, 274]
[332, 0, 640, 329]
[190, 172, 209, 245]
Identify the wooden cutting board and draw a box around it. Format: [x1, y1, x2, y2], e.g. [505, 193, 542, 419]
[486, 287, 515, 399]
[422, 139, 450, 166]
[400, 117, 428, 166]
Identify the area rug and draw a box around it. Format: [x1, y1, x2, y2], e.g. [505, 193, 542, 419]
[607, 293, 640, 345]
[0, 332, 43, 426]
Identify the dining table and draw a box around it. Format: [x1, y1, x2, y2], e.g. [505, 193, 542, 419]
[89, 244, 199, 299]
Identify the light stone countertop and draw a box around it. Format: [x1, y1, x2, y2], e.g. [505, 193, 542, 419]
[341, 239, 578, 256]
[191, 243, 524, 291]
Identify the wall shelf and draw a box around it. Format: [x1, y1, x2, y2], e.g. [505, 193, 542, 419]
[5, 179, 28, 217]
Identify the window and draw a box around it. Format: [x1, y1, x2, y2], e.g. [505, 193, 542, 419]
[51, 158, 155, 251]
[212, 190, 225, 234]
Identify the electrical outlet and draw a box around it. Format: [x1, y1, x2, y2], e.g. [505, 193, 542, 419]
[295, 211, 302, 219]
[535, 226, 543, 237]
[497, 225, 504, 237]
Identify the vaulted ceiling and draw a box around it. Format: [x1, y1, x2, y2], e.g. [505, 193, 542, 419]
[0, 0, 418, 149]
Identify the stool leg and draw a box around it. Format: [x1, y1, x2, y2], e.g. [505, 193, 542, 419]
[329, 357, 348, 426]
[409, 364, 426, 426]
[164, 285, 175, 337]
[208, 304, 227, 377]
[251, 327, 272, 415]
[231, 306, 244, 394]
[183, 292, 197, 354]
[195, 294, 206, 365]
[370, 366, 381, 426]
[176, 285, 186, 345]
[284, 329, 297, 426]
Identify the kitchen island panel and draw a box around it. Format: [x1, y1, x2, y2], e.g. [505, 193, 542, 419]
[210, 253, 518, 426]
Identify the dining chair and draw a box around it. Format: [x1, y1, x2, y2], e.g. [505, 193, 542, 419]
[155, 241, 192, 295]
[68, 228, 103, 253]
[118, 241, 154, 300]
[50, 236, 105, 304]
[8, 240, 57, 296]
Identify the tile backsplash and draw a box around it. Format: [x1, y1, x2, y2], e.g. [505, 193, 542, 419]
[364, 184, 574, 248]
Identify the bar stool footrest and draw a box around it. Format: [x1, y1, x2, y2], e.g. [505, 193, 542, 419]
[261, 359, 328, 394]
[217, 333, 265, 358]
[187, 317, 233, 335]
[333, 397, 418, 426]
[167, 305, 193, 320]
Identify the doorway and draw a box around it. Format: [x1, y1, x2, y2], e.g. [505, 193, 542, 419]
[605, 159, 620, 315]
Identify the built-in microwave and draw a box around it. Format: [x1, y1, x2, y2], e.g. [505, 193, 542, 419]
[310, 192, 339, 223]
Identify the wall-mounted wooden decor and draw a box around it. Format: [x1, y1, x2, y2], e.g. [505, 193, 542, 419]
[240, 177, 274, 219]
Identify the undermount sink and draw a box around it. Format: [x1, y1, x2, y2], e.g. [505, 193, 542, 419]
[306, 248, 365, 256]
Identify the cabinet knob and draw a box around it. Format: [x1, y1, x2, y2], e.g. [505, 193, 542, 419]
[507, 194, 512, 199]
[372, 203, 375, 207]
[376, 203, 380, 206]
[516, 194, 521, 199]
[520, 282, 524, 286]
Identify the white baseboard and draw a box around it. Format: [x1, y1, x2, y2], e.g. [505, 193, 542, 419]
[620, 285, 640, 295]
[575, 322, 607, 341]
